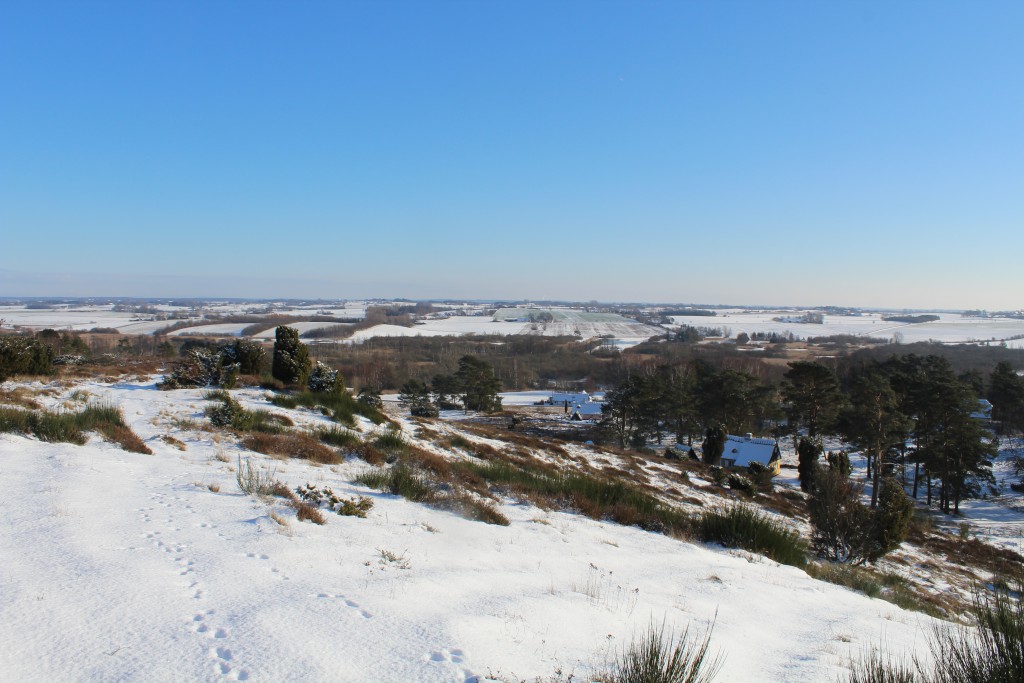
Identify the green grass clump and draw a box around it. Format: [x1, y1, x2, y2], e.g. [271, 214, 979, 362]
[373, 428, 407, 453]
[354, 464, 435, 502]
[0, 403, 151, 453]
[0, 407, 86, 444]
[315, 426, 361, 449]
[204, 392, 289, 434]
[843, 582, 1024, 682]
[604, 621, 723, 683]
[269, 390, 385, 426]
[698, 505, 806, 568]
[845, 650, 918, 683]
[806, 564, 944, 619]
[437, 492, 510, 526]
[806, 562, 881, 598]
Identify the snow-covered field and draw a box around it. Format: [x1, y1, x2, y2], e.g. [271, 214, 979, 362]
[670, 310, 1024, 345]
[345, 315, 662, 344]
[0, 378, 949, 682]
[169, 324, 256, 337]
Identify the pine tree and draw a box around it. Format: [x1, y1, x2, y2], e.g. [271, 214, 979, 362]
[782, 360, 842, 452]
[453, 356, 502, 413]
[989, 362, 1024, 433]
[398, 379, 438, 417]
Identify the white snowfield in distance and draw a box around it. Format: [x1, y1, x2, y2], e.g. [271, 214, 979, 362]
[669, 309, 1024, 346]
[3, 303, 1023, 348]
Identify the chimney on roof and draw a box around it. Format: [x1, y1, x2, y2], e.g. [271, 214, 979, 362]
[745, 433, 753, 440]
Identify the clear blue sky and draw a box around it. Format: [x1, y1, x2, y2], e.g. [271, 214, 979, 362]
[2, 1, 1022, 309]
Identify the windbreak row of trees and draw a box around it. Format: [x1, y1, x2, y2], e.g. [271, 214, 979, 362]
[603, 354, 1024, 514]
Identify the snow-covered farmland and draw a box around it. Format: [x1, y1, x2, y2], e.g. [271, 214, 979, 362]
[168, 323, 256, 337]
[0, 378, 952, 682]
[669, 310, 1024, 346]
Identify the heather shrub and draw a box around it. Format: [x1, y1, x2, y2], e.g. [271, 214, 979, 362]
[295, 483, 374, 517]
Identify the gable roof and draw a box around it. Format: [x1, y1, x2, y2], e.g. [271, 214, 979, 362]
[720, 434, 779, 467]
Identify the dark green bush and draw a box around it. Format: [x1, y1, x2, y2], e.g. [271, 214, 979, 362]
[308, 361, 344, 394]
[0, 336, 54, 381]
[271, 326, 312, 386]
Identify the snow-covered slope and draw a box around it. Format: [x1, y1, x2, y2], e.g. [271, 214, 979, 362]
[0, 380, 940, 682]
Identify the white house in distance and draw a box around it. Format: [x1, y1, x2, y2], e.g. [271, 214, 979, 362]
[549, 391, 591, 407]
[678, 433, 782, 476]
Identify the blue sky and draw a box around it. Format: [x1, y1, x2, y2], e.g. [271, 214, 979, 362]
[1, 1, 1021, 309]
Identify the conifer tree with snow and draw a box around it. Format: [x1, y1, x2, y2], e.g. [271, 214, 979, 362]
[271, 326, 312, 386]
[229, 339, 266, 376]
[308, 361, 343, 394]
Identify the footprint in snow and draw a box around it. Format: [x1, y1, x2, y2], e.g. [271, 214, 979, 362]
[247, 553, 290, 580]
[209, 646, 249, 680]
[427, 648, 466, 664]
[316, 593, 372, 619]
[426, 649, 476, 681]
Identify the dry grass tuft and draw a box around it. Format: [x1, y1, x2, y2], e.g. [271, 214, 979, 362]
[0, 388, 43, 410]
[241, 432, 341, 465]
[161, 434, 187, 450]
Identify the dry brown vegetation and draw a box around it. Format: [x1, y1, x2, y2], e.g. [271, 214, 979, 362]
[241, 432, 341, 465]
[0, 387, 43, 410]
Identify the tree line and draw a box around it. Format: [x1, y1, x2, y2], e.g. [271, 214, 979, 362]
[603, 354, 1024, 514]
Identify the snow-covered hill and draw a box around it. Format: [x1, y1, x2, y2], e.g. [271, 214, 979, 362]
[0, 379, 947, 682]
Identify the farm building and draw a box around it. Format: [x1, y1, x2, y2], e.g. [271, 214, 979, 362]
[549, 391, 591, 407]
